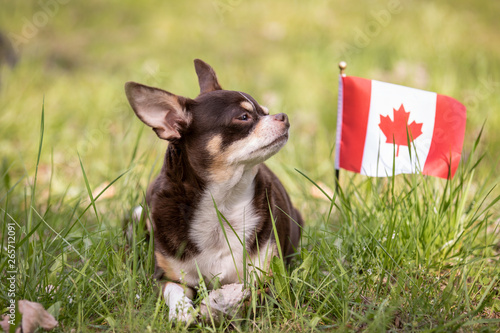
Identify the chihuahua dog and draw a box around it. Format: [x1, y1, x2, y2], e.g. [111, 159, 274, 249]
[125, 59, 303, 322]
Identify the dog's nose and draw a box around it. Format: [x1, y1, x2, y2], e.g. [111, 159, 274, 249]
[273, 113, 290, 127]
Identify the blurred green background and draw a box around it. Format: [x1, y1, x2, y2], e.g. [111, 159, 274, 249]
[1, 0, 499, 206]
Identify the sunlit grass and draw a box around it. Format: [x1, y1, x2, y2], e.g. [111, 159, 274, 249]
[1, 99, 498, 332]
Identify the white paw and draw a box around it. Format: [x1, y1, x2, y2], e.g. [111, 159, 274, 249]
[200, 283, 250, 322]
[168, 300, 195, 323]
[164, 283, 196, 324]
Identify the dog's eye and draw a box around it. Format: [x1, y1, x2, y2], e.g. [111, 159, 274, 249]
[236, 114, 250, 121]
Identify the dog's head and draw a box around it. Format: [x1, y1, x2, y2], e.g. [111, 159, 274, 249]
[125, 59, 289, 180]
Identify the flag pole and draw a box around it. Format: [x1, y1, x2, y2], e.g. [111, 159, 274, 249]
[339, 61, 347, 76]
[335, 61, 347, 194]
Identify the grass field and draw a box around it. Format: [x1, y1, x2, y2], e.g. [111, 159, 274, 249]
[1, 0, 499, 331]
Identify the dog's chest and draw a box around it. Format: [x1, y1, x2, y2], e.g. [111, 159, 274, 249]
[175, 180, 262, 286]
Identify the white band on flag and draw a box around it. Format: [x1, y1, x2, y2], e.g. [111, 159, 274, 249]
[360, 80, 437, 177]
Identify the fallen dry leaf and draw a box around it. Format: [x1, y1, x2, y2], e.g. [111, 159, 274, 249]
[0, 316, 10, 333]
[1, 300, 58, 333]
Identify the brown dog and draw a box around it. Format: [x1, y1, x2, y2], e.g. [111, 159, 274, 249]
[125, 59, 303, 322]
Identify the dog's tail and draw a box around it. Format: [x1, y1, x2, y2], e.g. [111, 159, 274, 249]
[124, 205, 152, 243]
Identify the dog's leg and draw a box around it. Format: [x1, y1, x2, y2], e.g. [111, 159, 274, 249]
[162, 282, 195, 323]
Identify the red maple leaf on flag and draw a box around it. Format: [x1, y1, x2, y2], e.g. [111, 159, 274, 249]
[378, 104, 423, 157]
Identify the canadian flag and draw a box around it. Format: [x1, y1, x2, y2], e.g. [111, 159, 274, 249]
[335, 76, 466, 179]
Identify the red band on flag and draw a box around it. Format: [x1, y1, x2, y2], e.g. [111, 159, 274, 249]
[339, 76, 371, 173]
[423, 94, 466, 179]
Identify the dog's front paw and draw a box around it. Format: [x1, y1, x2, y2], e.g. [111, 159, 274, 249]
[199, 283, 250, 323]
[164, 283, 196, 324]
[168, 298, 195, 324]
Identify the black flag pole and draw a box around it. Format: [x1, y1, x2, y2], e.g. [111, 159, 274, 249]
[335, 61, 347, 194]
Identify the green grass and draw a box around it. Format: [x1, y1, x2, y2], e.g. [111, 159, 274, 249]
[1, 0, 499, 331]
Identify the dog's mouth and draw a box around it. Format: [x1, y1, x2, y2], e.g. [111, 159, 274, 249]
[248, 133, 289, 157]
[260, 133, 288, 151]
[223, 129, 289, 166]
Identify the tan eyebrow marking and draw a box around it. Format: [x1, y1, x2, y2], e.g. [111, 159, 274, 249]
[240, 101, 253, 111]
[261, 106, 269, 115]
[238, 92, 256, 111]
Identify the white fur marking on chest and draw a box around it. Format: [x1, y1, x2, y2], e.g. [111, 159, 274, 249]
[174, 167, 264, 287]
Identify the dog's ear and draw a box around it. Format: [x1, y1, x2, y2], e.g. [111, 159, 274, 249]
[125, 82, 192, 141]
[194, 59, 222, 94]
